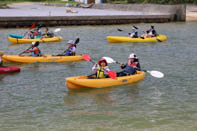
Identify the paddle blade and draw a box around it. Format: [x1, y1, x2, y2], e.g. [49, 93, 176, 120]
[156, 38, 162, 42]
[82, 54, 91, 61]
[117, 28, 123, 31]
[147, 70, 164, 78]
[75, 38, 80, 44]
[102, 57, 116, 64]
[54, 28, 61, 32]
[29, 24, 36, 30]
[107, 70, 117, 79]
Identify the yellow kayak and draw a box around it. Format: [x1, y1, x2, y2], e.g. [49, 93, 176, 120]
[107, 35, 167, 43]
[8, 36, 62, 44]
[66, 71, 145, 89]
[2, 55, 84, 63]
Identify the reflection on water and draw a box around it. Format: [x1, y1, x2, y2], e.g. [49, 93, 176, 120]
[65, 83, 140, 107]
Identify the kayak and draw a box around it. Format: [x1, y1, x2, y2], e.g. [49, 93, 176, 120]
[8, 36, 62, 44]
[106, 35, 167, 43]
[66, 71, 145, 89]
[2, 55, 84, 63]
[0, 66, 20, 74]
[9, 34, 23, 39]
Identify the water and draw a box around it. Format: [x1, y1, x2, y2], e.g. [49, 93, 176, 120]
[0, 22, 197, 130]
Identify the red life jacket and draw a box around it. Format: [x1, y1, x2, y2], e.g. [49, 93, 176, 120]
[33, 47, 39, 54]
[128, 60, 137, 68]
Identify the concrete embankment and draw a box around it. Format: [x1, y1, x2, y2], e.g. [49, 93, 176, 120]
[0, 3, 186, 28]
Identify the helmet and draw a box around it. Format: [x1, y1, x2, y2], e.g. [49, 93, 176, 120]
[128, 53, 137, 59]
[98, 58, 108, 66]
[67, 40, 74, 44]
[32, 41, 39, 47]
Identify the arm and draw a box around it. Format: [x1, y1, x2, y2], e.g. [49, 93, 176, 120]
[120, 62, 126, 69]
[69, 47, 76, 53]
[92, 64, 99, 72]
[103, 66, 110, 75]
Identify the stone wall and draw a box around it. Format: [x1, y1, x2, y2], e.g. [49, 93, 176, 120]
[92, 4, 186, 21]
[0, 15, 172, 28]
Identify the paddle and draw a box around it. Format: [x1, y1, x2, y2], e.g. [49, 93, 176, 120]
[117, 28, 124, 32]
[117, 28, 138, 37]
[19, 41, 39, 56]
[53, 28, 61, 33]
[23, 24, 36, 37]
[82, 54, 117, 79]
[117, 26, 138, 32]
[103, 56, 164, 78]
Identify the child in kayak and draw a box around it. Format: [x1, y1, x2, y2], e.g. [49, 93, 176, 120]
[92, 58, 110, 79]
[128, 26, 138, 38]
[57, 40, 76, 56]
[117, 53, 141, 77]
[24, 41, 41, 57]
[0, 51, 4, 67]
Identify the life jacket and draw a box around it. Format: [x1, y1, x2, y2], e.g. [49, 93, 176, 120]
[133, 31, 138, 38]
[47, 32, 54, 37]
[128, 61, 138, 68]
[128, 59, 141, 71]
[34, 31, 39, 36]
[122, 60, 138, 75]
[123, 63, 136, 75]
[96, 66, 109, 78]
[147, 29, 156, 37]
[31, 47, 41, 56]
[65, 45, 76, 56]
[130, 31, 138, 38]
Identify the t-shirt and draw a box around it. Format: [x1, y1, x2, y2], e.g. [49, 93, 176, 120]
[70, 46, 76, 52]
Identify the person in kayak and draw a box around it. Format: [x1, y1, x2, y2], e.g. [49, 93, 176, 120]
[42, 28, 54, 38]
[141, 25, 158, 38]
[57, 40, 76, 56]
[33, 27, 42, 39]
[117, 53, 141, 77]
[24, 41, 41, 57]
[23, 31, 34, 39]
[128, 26, 138, 38]
[92, 58, 110, 79]
[0, 51, 4, 67]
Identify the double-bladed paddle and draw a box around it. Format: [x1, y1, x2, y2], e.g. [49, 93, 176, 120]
[103, 56, 164, 78]
[19, 41, 40, 56]
[82, 54, 117, 79]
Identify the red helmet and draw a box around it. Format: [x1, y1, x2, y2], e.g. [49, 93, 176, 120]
[98, 58, 108, 66]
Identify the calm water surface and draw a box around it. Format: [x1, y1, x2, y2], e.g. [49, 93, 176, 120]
[0, 22, 197, 131]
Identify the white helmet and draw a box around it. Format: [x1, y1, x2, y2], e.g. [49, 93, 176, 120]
[67, 40, 74, 44]
[128, 53, 136, 59]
